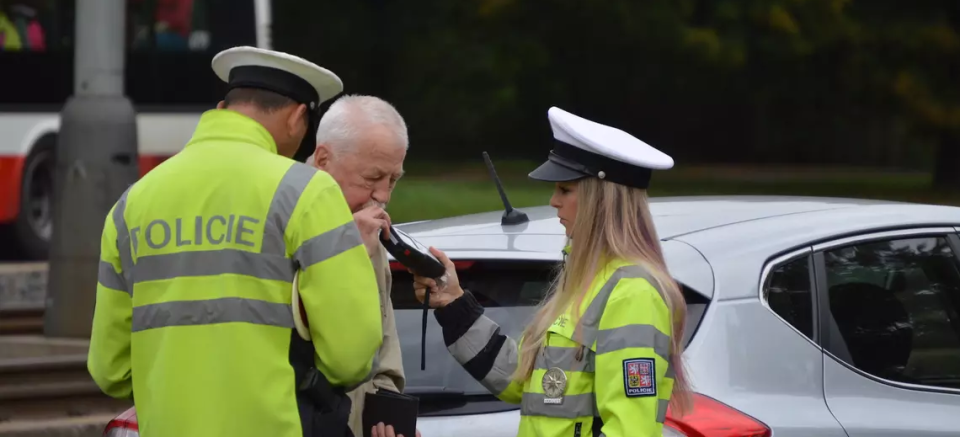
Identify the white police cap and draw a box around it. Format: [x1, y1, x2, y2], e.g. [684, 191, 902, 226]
[211, 46, 343, 110]
[528, 107, 674, 189]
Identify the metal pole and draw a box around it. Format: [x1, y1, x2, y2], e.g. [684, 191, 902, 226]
[44, 0, 140, 338]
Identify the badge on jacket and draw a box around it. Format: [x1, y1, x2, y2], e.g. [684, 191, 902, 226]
[542, 367, 567, 404]
[623, 358, 656, 397]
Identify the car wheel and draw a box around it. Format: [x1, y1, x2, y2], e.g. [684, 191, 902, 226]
[13, 136, 55, 260]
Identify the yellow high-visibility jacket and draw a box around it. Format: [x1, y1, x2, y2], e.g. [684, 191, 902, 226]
[435, 250, 675, 437]
[87, 109, 384, 437]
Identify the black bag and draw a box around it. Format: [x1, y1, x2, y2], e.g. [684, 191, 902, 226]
[290, 331, 353, 437]
[299, 367, 354, 437]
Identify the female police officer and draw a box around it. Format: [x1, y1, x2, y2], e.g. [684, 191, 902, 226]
[410, 107, 693, 437]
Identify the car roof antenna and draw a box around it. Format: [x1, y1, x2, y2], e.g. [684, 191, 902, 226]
[482, 151, 529, 226]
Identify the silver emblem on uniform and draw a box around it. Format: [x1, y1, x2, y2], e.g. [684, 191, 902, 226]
[542, 367, 567, 405]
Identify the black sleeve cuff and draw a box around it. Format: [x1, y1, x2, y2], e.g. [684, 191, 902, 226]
[434, 289, 484, 347]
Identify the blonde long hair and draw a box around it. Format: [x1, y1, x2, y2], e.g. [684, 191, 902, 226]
[513, 177, 693, 416]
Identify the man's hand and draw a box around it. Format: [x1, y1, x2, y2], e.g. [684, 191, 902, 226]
[372, 423, 421, 437]
[354, 204, 391, 257]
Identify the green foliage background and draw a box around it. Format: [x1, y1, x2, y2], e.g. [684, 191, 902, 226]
[273, 0, 959, 178]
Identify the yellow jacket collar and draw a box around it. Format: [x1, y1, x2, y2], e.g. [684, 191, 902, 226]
[185, 109, 279, 154]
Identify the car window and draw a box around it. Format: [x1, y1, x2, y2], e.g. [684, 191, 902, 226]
[823, 235, 960, 390]
[0, 0, 75, 105]
[390, 259, 556, 310]
[763, 255, 815, 341]
[127, 0, 258, 106]
[387, 259, 554, 415]
[387, 256, 710, 417]
[0, 1, 258, 107]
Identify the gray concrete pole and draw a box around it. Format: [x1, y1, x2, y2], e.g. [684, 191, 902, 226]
[44, 0, 140, 338]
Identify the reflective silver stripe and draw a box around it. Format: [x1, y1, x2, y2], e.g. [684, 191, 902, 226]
[293, 221, 364, 269]
[131, 297, 294, 332]
[98, 260, 127, 292]
[535, 346, 595, 373]
[113, 186, 134, 294]
[656, 399, 669, 423]
[448, 316, 499, 364]
[580, 265, 657, 348]
[481, 337, 519, 395]
[665, 366, 676, 379]
[261, 163, 316, 256]
[595, 324, 671, 361]
[520, 392, 596, 418]
[131, 249, 296, 284]
[522, 395, 668, 423]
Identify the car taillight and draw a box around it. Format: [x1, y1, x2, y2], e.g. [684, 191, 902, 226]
[103, 408, 139, 437]
[664, 393, 771, 437]
[389, 260, 475, 271]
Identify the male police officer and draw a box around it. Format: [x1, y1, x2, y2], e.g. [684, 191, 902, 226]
[87, 46, 383, 437]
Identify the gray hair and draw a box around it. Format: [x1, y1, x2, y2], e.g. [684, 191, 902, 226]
[315, 94, 408, 156]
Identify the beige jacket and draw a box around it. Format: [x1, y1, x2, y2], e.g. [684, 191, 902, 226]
[346, 244, 405, 437]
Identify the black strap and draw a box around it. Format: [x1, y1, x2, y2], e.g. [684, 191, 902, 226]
[293, 108, 322, 163]
[421, 285, 429, 370]
[293, 91, 343, 163]
[288, 330, 353, 437]
[593, 416, 604, 437]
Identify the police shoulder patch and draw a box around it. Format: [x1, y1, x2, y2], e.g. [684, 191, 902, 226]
[623, 358, 656, 397]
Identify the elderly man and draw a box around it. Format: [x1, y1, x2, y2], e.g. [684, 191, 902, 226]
[309, 94, 408, 437]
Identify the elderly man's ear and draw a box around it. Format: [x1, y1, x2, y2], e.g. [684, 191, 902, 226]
[312, 143, 332, 169]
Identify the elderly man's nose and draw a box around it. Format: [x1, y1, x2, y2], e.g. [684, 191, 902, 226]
[373, 189, 390, 204]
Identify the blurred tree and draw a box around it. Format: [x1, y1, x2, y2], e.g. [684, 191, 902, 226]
[672, 0, 887, 164]
[816, 0, 960, 186]
[270, 0, 960, 174]
[885, 1, 960, 187]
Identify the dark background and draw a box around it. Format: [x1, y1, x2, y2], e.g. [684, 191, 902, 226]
[2, 0, 958, 184]
[271, 0, 960, 185]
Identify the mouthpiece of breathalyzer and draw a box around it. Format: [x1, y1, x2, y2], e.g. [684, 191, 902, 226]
[421, 282, 429, 371]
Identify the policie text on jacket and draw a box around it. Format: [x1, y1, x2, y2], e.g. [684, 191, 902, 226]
[133, 215, 261, 250]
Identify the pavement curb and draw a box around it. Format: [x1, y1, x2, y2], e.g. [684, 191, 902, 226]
[0, 263, 47, 310]
[0, 414, 113, 437]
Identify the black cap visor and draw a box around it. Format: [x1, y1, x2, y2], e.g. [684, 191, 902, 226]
[529, 140, 655, 189]
[528, 153, 590, 182]
[292, 111, 321, 163]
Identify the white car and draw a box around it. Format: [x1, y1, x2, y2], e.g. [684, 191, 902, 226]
[107, 195, 960, 437]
